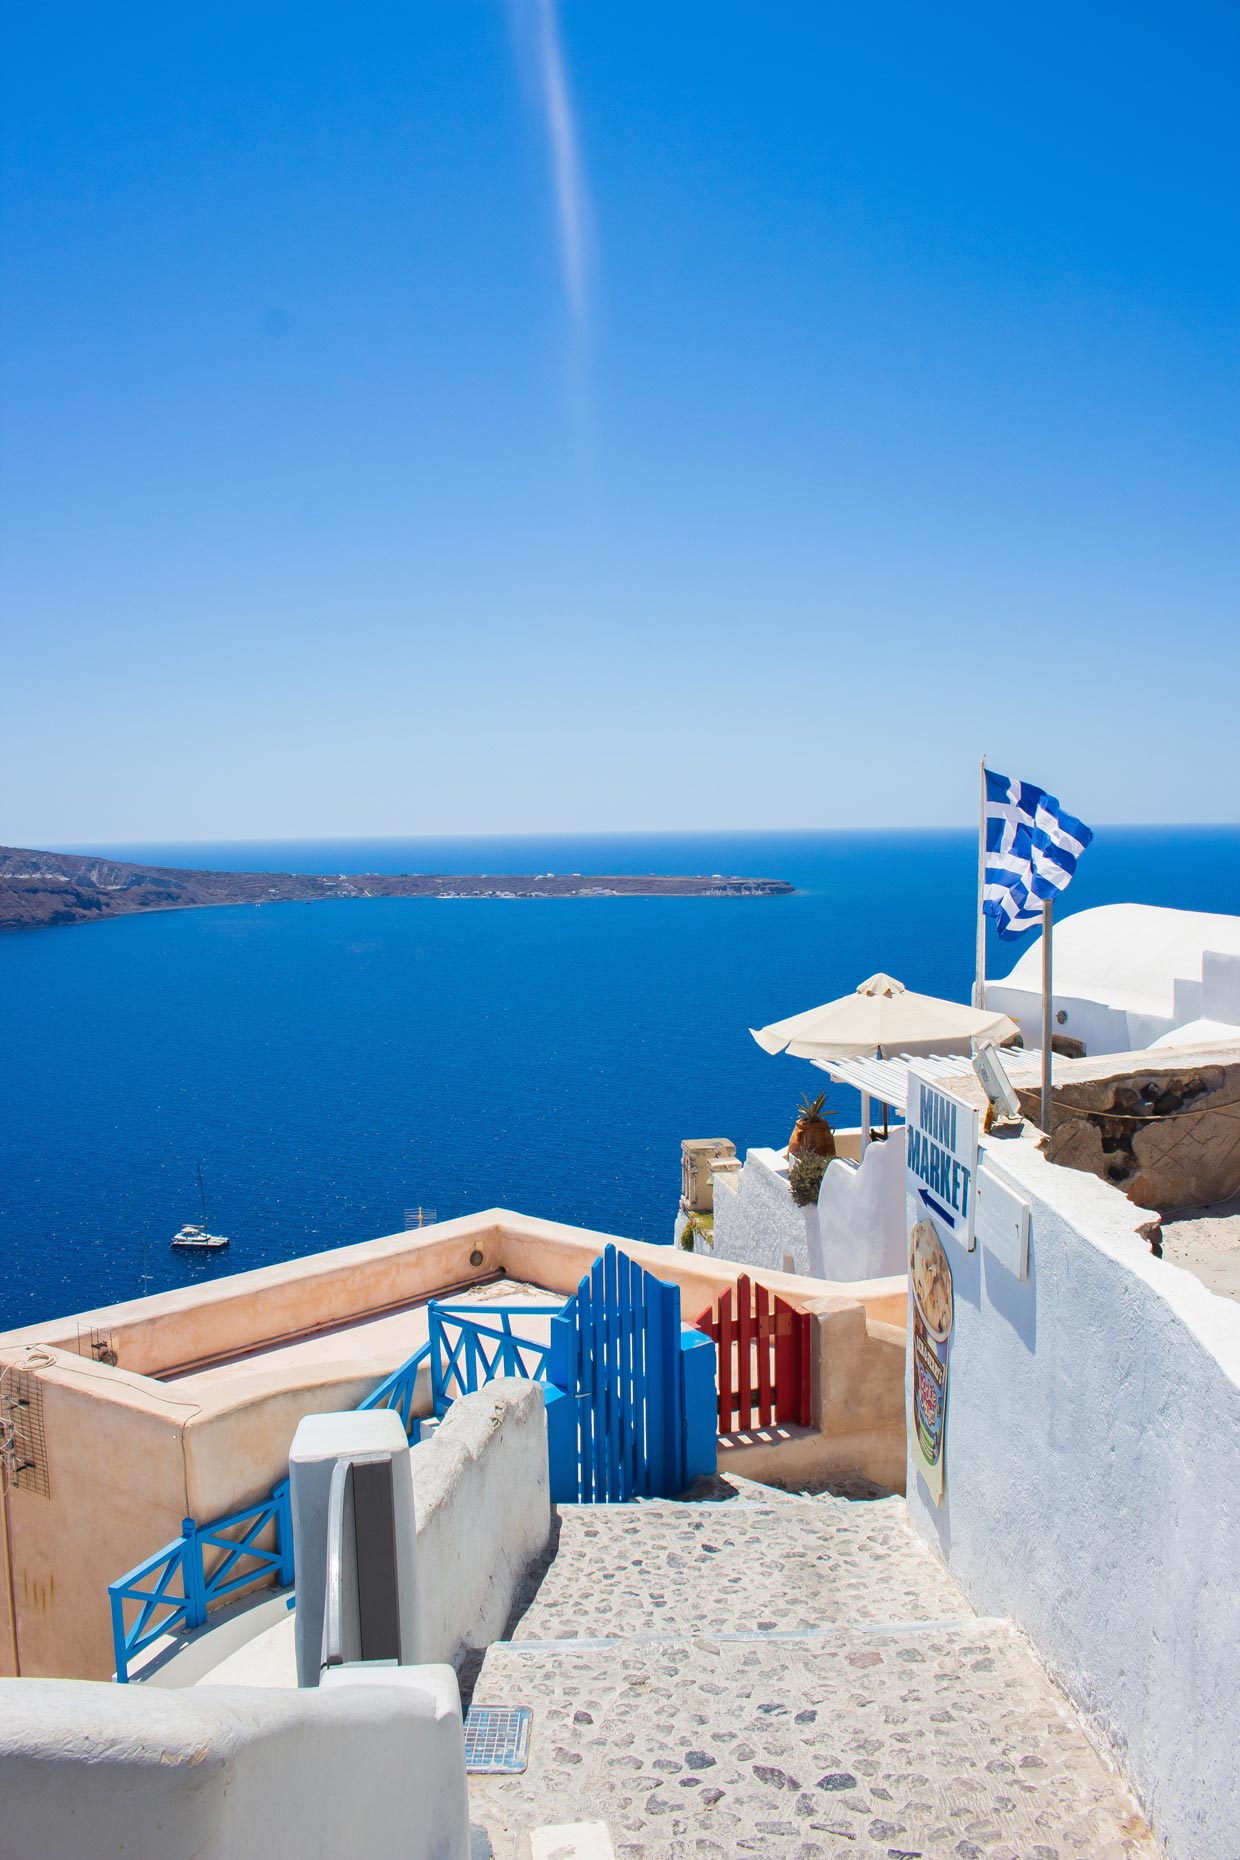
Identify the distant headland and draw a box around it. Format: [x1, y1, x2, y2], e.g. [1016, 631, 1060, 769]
[0, 845, 794, 930]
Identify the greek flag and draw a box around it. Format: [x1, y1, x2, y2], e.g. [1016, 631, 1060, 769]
[983, 770, 1093, 939]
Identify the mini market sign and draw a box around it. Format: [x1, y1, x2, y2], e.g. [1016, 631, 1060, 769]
[906, 1063, 979, 1251]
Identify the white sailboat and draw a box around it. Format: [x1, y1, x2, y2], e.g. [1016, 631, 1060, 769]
[171, 1163, 230, 1251]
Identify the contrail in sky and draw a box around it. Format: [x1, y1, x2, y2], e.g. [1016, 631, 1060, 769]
[522, 0, 591, 328]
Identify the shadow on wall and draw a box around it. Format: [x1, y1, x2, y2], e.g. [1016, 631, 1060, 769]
[980, 1208, 1037, 1355]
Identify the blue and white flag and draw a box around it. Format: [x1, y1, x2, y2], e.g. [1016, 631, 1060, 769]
[983, 770, 1093, 939]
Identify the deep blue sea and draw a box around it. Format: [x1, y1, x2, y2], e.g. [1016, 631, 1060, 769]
[4, 827, 1239, 1329]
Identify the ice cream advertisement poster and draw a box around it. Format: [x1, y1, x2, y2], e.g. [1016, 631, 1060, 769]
[905, 1066, 978, 1506]
[909, 1209, 955, 1504]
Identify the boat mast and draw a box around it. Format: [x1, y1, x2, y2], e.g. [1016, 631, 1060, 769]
[197, 1161, 208, 1227]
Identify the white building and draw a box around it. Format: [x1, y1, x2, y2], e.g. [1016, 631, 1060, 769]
[985, 902, 1240, 1054]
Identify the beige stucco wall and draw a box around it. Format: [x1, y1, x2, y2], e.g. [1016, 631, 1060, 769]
[0, 1353, 196, 1683]
[0, 1219, 509, 1379]
[1, 1209, 905, 1682]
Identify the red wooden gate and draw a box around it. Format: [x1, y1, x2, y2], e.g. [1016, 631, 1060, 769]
[694, 1275, 812, 1434]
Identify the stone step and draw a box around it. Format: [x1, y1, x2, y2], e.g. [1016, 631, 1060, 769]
[468, 1622, 1156, 1860]
[511, 1497, 970, 1641]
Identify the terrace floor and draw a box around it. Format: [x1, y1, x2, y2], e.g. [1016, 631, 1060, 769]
[465, 1478, 1156, 1860]
[1159, 1197, 1240, 1304]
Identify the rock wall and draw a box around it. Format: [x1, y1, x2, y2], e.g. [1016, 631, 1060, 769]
[1020, 1046, 1240, 1212]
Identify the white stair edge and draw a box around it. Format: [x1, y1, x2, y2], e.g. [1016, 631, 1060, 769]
[523, 1824, 615, 1860]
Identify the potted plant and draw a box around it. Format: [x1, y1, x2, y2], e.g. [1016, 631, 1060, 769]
[787, 1090, 836, 1161]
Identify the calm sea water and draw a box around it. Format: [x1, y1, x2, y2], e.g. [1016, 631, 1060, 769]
[3, 827, 1238, 1329]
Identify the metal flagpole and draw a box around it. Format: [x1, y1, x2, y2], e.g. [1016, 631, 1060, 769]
[973, 756, 987, 1009]
[1041, 897, 1054, 1132]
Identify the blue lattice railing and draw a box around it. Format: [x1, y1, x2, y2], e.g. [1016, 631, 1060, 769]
[357, 1340, 432, 1435]
[428, 1303, 565, 1413]
[108, 1534, 195, 1675]
[108, 1481, 295, 1682]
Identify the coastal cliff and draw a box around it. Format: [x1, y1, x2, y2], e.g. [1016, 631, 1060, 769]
[0, 846, 794, 930]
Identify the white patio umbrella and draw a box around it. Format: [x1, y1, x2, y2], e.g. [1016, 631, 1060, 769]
[750, 971, 1018, 1060]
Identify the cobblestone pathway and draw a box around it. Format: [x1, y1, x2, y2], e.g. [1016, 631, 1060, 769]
[466, 1483, 1155, 1860]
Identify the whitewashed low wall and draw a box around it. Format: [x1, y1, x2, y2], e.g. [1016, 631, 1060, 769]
[815, 1130, 907, 1282]
[907, 1136, 1240, 1860]
[985, 979, 1161, 1054]
[710, 1146, 814, 1275]
[412, 1378, 551, 1666]
[707, 1133, 904, 1283]
[0, 1668, 470, 1860]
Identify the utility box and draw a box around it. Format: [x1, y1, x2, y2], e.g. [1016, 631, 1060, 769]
[680, 1138, 736, 1215]
[289, 1409, 420, 1688]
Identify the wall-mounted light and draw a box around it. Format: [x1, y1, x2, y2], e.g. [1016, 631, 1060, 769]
[972, 1039, 1023, 1124]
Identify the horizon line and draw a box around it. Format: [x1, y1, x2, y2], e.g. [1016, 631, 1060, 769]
[32, 819, 1240, 851]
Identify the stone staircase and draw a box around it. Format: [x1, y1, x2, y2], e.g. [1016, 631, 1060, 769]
[466, 1481, 1155, 1860]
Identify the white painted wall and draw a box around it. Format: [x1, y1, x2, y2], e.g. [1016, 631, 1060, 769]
[1152, 950, 1240, 1048]
[906, 1134, 1240, 1860]
[709, 1146, 815, 1276]
[1202, 947, 1240, 1027]
[707, 1134, 907, 1283]
[413, 1378, 551, 1666]
[985, 978, 1147, 1055]
[0, 1668, 470, 1860]
[815, 1129, 908, 1281]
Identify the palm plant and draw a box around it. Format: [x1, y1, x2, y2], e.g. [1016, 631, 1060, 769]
[788, 1089, 836, 1160]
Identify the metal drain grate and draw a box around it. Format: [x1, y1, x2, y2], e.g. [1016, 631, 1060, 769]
[463, 1704, 532, 1774]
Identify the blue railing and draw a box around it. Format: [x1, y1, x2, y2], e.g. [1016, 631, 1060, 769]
[358, 1340, 432, 1436]
[109, 1482, 294, 1681]
[428, 1303, 564, 1414]
[108, 1535, 195, 1675]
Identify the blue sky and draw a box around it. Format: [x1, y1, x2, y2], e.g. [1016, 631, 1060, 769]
[3, 3, 1237, 842]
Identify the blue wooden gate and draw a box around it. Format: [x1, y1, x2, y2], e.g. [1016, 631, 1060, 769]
[545, 1244, 716, 1503]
